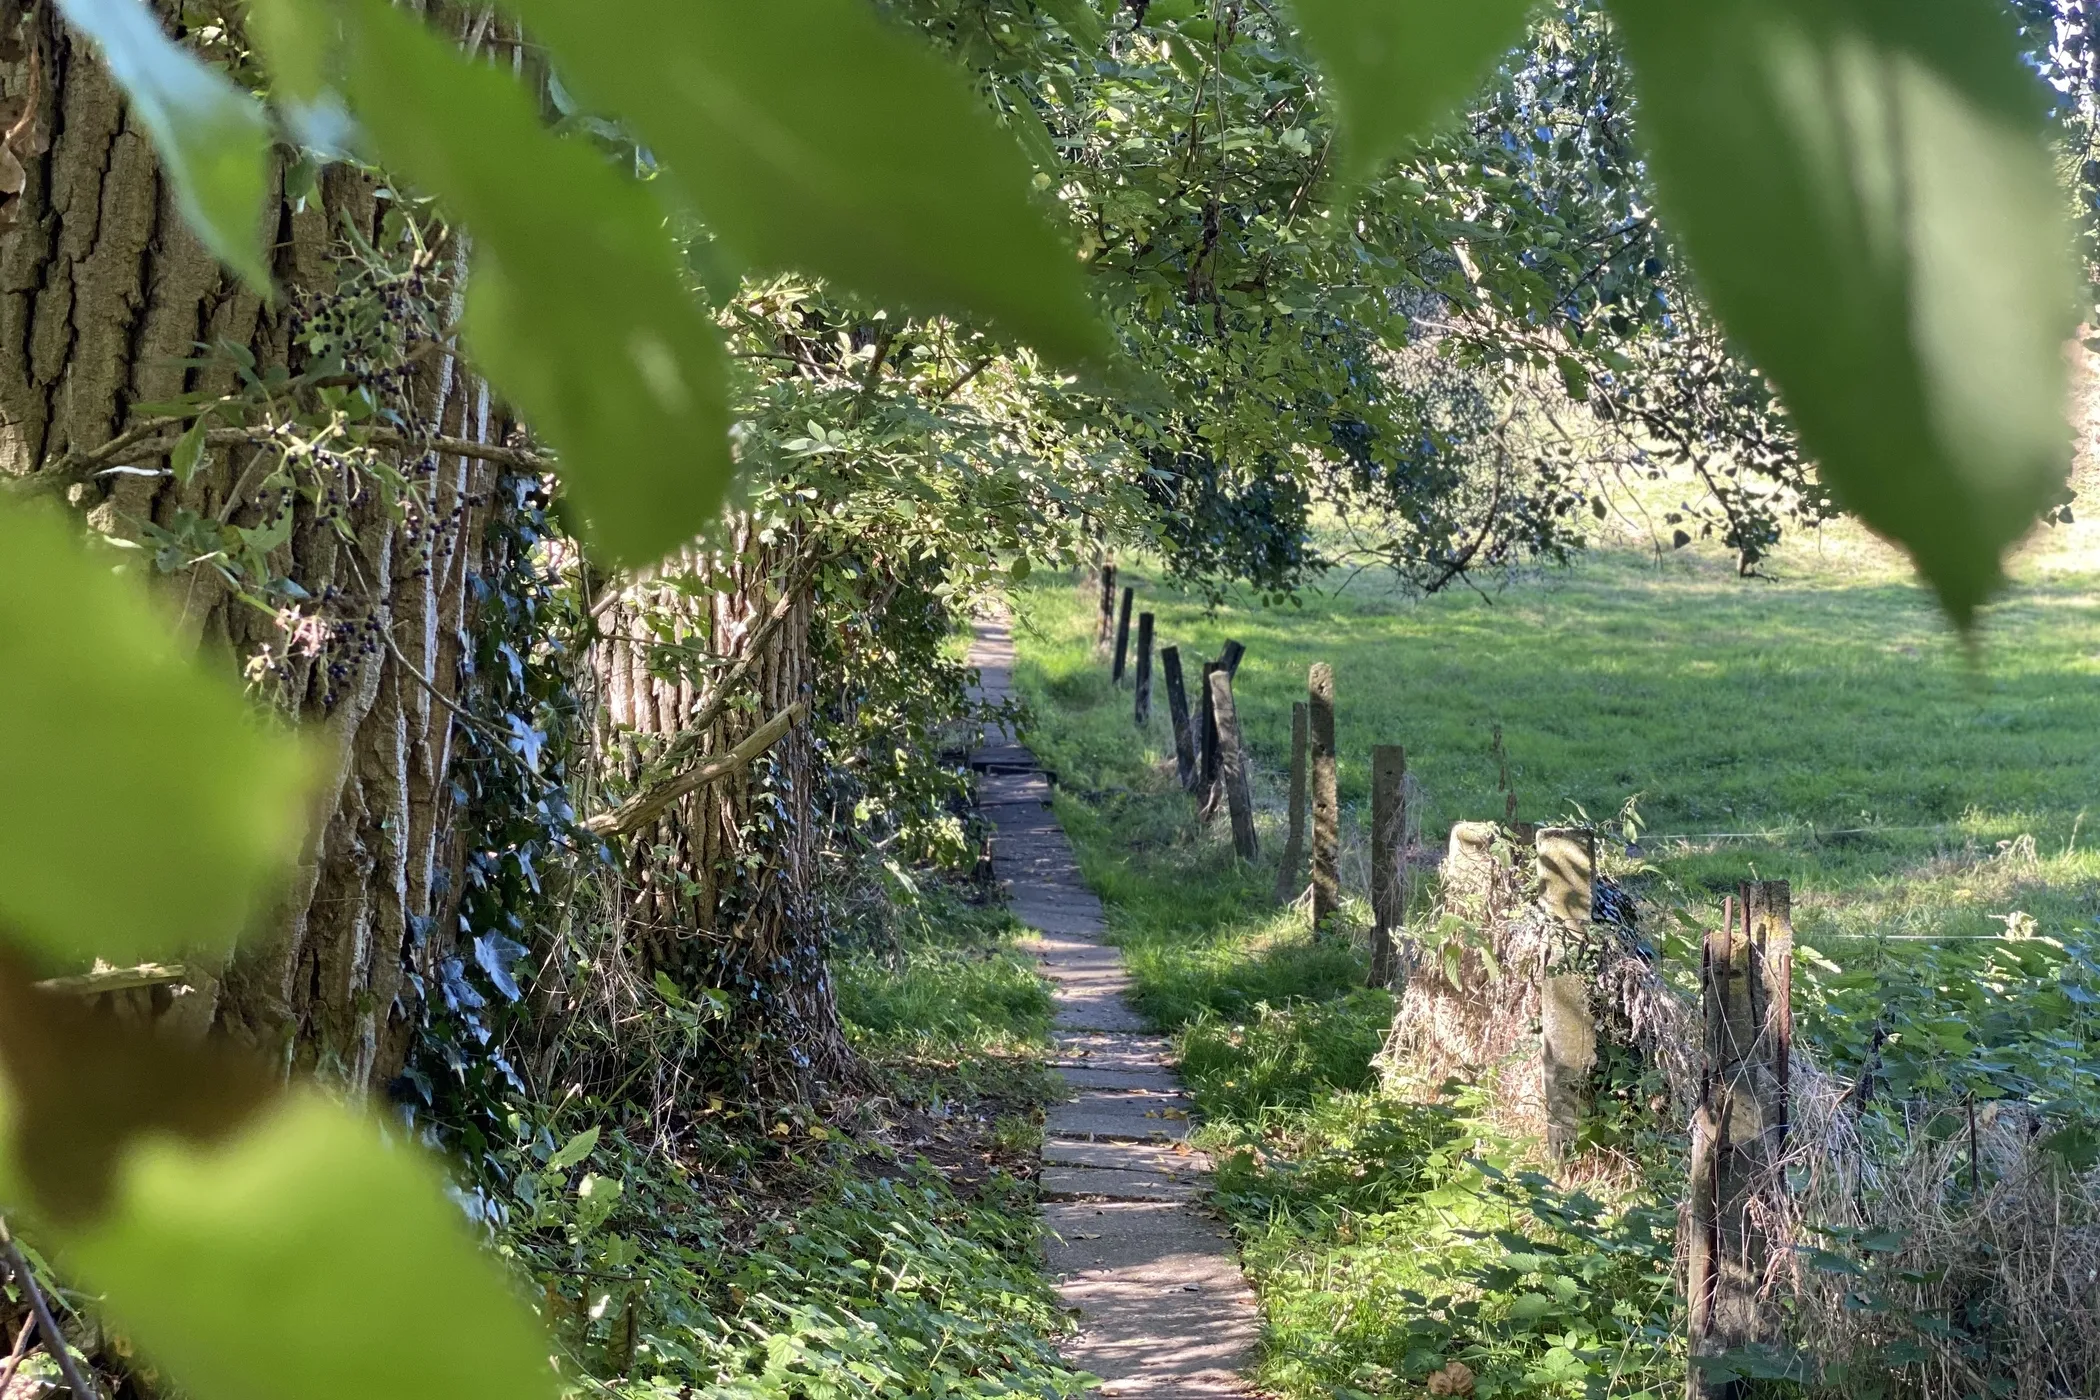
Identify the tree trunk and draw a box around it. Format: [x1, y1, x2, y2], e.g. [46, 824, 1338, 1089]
[0, 0, 507, 1092]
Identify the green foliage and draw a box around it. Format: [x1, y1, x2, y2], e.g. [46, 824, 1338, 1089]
[66, 1094, 555, 1400]
[1612, 0, 2080, 624]
[508, 1131, 1085, 1400]
[274, 0, 735, 567]
[501, 0, 1108, 368]
[1290, 0, 1537, 178]
[0, 503, 307, 965]
[54, 0, 271, 291]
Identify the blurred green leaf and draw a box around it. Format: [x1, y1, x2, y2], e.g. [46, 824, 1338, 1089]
[65, 1094, 556, 1400]
[0, 503, 308, 966]
[499, 0, 1110, 367]
[257, 0, 734, 566]
[1290, 0, 1535, 178]
[1610, 0, 2078, 625]
[56, 0, 272, 292]
[1035, 0, 1107, 50]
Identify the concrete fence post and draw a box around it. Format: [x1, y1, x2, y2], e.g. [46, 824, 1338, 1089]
[1536, 827, 1597, 1159]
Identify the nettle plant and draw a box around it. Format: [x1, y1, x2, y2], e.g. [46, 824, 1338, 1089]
[0, 0, 2082, 1398]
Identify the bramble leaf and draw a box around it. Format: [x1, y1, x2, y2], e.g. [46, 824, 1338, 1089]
[0, 503, 308, 965]
[56, 0, 272, 293]
[1610, 0, 2078, 624]
[1290, 0, 1536, 178]
[499, 0, 1110, 367]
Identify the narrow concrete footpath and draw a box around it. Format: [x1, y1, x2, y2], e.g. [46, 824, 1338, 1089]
[966, 616, 1261, 1400]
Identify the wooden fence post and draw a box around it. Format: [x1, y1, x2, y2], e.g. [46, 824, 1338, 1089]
[1133, 612, 1154, 726]
[1198, 660, 1223, 795]
[1309, 664, 1339, 934]
[1112, 586, 1135, 684]
[1537, 827, 1597, 1159]
[1272, 702, 1309, 903]
[1688, 881, 1793, 1400]
[1209, 669, 1259, 860]
[1368, 746, 1407, 986]
[1162, 646, 1198, 791]
[1095, 564, 1117, 654]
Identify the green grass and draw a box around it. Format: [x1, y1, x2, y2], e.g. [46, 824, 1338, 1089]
[1006, 520, 2100, 1399]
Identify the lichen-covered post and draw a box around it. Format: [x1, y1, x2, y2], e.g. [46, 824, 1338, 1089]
[1133, 612, 1155, 726]
[1309, 664, 1339, 935]
[1162, 646, 1198, 791]
[1688, 882, 1793, 1400]
[1272, 702, 1310, 904]
[1369, 745, 1408, 986]
[1210, 669, 1259, 860]
[1536, 826, 1597, 1159]
[1112, 586, 1135, 684]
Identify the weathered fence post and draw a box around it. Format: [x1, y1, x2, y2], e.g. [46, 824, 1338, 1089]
[1369, 746, 1408, 986]
[1272, 702, 1310, 903]
[1133, 612, 1154, 726]
[1309, 664, 1339, 934]
[1112, 586, 1135, 684]
[1210, 669, 1259, 860]
[1537, 827, 1597, 1159]
[1095, 564, 1118, 654]
[1197, 661, 1225, 819]
[1162, 647, 1198, 791]
[1688, 882, 1793, 1400]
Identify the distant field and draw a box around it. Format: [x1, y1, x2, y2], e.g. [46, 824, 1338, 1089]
[1012, 510, 2100, 954]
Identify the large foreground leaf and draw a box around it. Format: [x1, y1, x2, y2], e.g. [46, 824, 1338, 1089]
[252, 0, 734, 566]
[500, 0, 1109, 367]
[65, 1094, 556, 1400]
[1291, 0, 1536, 177]
[56, 0, 272, 292]
[0, 503, 307, 965]
[1610, 0, 2078, 623]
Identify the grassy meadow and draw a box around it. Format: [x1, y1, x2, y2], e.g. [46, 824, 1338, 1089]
[1005, 509, 2100, 1399]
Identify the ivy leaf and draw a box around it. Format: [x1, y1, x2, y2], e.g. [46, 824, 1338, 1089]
[0, 502, 308, 966]
[472, 932, 529, 1003]
[1609, 0, 2078, 625]
[55, 0, 272, 293]
[63, 1093, 557, 1400]
[498, 0, 1110, 368]
[1290, 0, 1536, 178]
[262, 0, 734, 567]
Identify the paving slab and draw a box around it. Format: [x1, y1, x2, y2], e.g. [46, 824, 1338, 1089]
[1042, 1165, 1202, 1203]
[1043, 1202, 1260, 1393]
[1057, 1064, 1187, 1093]
[1047, 1104, 1194, 1142]
[1044, 1138, 1212, 1174]
[1051, 1032, 1180, 1073]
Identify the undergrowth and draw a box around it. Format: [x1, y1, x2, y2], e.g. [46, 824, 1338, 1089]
[497, 879, 1083, 1400]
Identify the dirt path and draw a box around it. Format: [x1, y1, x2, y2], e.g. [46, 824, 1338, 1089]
[968, 615, 1261, 1400]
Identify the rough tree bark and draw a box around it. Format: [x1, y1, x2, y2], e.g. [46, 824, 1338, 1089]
[0, 0, 506, 1090]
